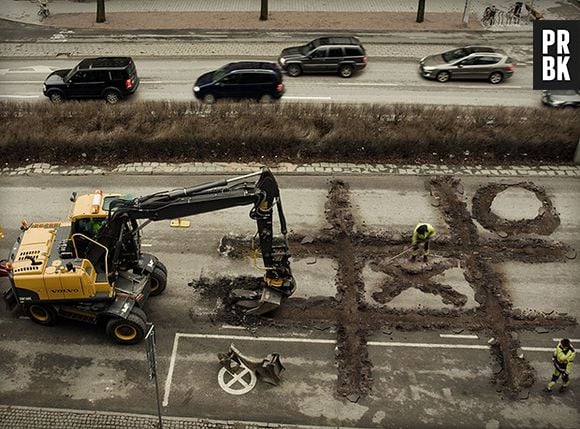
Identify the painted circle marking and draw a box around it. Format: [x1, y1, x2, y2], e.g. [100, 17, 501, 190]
[217, 365, 257, 395]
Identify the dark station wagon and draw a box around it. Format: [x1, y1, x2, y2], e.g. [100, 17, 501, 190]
[193, 61, 285, 104]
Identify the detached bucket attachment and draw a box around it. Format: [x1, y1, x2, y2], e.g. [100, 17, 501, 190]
[218, 343, 285, 386]
[256, 353, 285, 385]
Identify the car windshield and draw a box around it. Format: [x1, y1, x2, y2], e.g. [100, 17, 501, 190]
[212, 65, 229, 82]
[64, 65, 79, 81]
[302, 39, 321, 55]
[442, 48, 471, 63]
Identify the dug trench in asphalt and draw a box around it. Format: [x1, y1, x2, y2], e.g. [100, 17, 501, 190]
[0, 174, 578, 428]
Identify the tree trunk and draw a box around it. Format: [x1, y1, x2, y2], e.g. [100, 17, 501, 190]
[416, 0, 425, 23]
[260, 0, 268, 21]
[96, 0, 106, 23]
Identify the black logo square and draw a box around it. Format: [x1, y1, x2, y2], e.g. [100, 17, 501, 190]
[533, 20, 580, 90]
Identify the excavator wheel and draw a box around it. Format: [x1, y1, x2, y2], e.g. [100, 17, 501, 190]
[26, 303, 58, 326]
[149, 265, 167, 296]
[106, 311, 147, 345]
[155, 261, 168, 275]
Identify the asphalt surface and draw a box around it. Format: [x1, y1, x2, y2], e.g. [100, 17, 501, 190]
[0, 174, 579, 428]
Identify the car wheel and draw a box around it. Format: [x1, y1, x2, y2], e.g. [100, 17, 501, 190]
[339, 64, 354, 78]
[489, 72, 503, 84]
[436, 71, 450, 83]
[203, 93, 216, 104]
[287, 64, 302, 77]
[104, 90, 120, 104]
[27, 304, 57, 326]
[259, 94, 273, 104]
[48, 91, 64, 103]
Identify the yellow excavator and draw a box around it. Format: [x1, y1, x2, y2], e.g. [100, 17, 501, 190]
[0, 169, 296, 344]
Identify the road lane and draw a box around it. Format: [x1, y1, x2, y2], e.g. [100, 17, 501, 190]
[0, 58, 540, 106]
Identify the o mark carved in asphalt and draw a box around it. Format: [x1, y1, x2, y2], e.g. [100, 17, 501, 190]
[217, 365, 257, 395]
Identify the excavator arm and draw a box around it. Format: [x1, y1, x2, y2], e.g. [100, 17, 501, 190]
[90, 169, 295, 314]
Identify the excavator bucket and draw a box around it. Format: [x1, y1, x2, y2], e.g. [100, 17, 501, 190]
[255, 353, 285, 386]
[244, 288, 283, 316]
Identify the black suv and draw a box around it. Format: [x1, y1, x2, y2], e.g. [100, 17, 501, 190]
[43, 57, 139, 104]
[278, 36, 367, 78]
[193, 62, 284, 104]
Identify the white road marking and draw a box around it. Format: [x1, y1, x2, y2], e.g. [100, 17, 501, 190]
[0, 81, 43, 84]
[220, 324, 246, 330]
[177, 332, 335, 343]
[284, 96, 332, 100]
[0, 95, 40, 98]
[552, 338, 580, 342]
[161, 332, 555, 406]
[439, 334, 479, 339]
[0, 66, 55, 75]
[140, 80, 193, 84]
[162, 334, 181, 407]
[338, 82, 523, 89]
[141, 243, 153, 247]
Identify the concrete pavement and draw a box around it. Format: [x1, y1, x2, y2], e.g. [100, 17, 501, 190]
[1, 0, 579, 25]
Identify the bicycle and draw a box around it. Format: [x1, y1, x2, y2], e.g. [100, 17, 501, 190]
[37, 0, 50, 22]
[507, 1, 523, 18]
[481, 5, 497, 26]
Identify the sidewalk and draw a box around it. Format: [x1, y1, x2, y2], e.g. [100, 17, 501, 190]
[1, 0, 579, 32]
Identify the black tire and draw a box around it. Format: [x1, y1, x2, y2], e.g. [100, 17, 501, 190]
[129, 306, 148, 323]
[106, 312, 147, 345]
[287, 64, 302, 77]
[203, 93, 216, 104]
[339, 64, 354, 78]
[104, 90, 120, 104]
[149, 265, 167, 297]
[436, 71, 450, 83]
[156, 260, 168, 275]
[27, 304, 57, 326]
[259, 94, 273, 104]
[489, 72, 503, 84]
[48, 91, 64, 103]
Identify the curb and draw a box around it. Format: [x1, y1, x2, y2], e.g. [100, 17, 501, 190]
[2, 162, 579, 178]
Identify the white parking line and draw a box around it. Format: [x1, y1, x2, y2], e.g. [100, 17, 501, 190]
[162, 334, 181, 407]
[439, 334, 479, 339]
[552, 338, 580, 342]
[0, 95, 40, 98]
[162, 332, 555, 407]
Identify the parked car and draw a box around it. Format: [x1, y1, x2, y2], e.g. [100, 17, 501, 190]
[419, 46, 514, 84]
[542, 90, 580, 108]
[278, 36, 367, 78]
[193, 61, 284, 104]
[43, 57, 139, 104]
